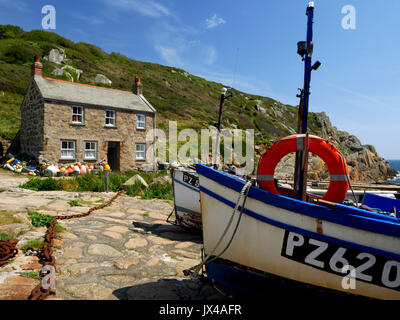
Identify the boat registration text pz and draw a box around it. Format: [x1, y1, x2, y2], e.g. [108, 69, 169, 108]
[281, 230, 400, 291]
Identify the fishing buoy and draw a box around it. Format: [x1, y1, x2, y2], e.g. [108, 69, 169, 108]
[105, 164, 111, 171]
[80, 165, 87, 175]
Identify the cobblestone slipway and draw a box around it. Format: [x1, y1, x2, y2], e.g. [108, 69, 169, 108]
[0, 170, 225, 300]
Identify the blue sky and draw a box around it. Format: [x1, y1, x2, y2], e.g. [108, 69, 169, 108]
[1, 0, 400, 159]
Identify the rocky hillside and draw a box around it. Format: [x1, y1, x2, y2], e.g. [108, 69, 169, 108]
[0, 25, 396, 183]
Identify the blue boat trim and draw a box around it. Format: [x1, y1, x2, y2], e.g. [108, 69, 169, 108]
[175, 205, 201, 216]
[172, 177, 200, 193]
[196, 164, 400, 238]
[199, 185, 400, 261]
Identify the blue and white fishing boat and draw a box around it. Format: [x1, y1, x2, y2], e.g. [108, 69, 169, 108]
[195, 2, 400, 300]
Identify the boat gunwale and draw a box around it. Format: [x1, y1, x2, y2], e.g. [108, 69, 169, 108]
[196, 164, 400, 238]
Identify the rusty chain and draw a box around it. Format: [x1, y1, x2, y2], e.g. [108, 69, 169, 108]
[0, 239, 18, 267]
[0, 190, 123, 300]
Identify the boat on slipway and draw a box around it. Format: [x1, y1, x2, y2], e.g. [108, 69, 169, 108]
[194, 2, 400, 300]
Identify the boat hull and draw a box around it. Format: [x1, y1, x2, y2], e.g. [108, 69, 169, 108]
[197, 164, 400, 300]
[172, 169, 202, 229]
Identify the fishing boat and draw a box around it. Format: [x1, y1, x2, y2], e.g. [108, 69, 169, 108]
[171, 167, 201, 229]
[171, 88, 234, 229]
[195, 2, 400, 300]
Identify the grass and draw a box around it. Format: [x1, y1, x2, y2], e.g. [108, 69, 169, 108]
[142, 183, 173, 200]
[0, 233, 13, 240]
[0, 212, 22, 226]
[23, 238, 44, 250]
[68, 200, 80, 207]
[20, 271, 39, 279]
[21, 177, 62, 191]
[21, 171, 173, 200]
[0, 189, 4, 193]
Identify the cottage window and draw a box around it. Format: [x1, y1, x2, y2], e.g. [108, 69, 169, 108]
[84, 141, 97, 160]
[60, 140, 76, 160]
[136, 114, 146, 130]
[71, 106, 84, 124]
[105, 110, 116, 127]
[135, 143, 146, 160]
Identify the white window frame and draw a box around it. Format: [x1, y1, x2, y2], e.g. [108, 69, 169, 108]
[136, 113, 146, 130]
[105, 109, 116, 127]
[135, 143, 146, 161]
[84, 141, 98, 160]
[71, 106, 84, 124]
[60, 140, 76, 160]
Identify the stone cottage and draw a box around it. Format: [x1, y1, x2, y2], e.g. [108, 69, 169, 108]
[20, 57, 156, 172]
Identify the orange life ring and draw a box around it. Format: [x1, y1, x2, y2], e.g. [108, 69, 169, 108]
[257, 134, 349, 203]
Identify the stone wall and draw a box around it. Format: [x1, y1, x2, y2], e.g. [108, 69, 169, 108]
[42, 102, 155, 171]
[0, 139, 11, 157]
[19, 80, 45, 159]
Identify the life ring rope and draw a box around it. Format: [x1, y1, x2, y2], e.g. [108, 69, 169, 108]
[257, 134, 350, 203]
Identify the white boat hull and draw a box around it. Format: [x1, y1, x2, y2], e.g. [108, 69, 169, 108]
[197, 164, 400, 300]
[172, 169, 202, 229]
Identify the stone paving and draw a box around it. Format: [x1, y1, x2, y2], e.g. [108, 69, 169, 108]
[0, 170, 226, 300]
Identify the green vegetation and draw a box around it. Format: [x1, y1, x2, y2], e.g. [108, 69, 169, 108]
[142, 183, 173, 200]
[21, 177, 62, 191]
[0, 24, 327, 146]
[28, 211, 53, 227]
[20, 271, 39, 279]
[24, 238, 44, 250]
[27, 211, 66, 235]
[68, 200, 80, 207]
[20, 171, 173, 199]
[0, 233, 13, 240]
[0, 212, 22, 226]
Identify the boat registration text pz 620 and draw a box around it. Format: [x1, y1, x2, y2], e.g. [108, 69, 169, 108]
[281, 231, 400, 291]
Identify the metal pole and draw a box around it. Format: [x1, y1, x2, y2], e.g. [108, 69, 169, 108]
[106, 170, 109, 193]
[297, 2, 314, 200]
[213, 90, 227, 169]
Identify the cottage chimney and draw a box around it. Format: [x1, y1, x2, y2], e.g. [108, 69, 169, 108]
[133, 76, 143, 95]
[31, 56, 43, 77]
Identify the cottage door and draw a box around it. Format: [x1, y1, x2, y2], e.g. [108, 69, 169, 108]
[107, 142, 120, 172]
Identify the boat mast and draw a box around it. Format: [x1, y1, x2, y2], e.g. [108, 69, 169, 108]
[296, 1, 318, 200]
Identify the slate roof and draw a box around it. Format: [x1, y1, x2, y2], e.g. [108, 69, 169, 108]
[34, 76, 156, 114]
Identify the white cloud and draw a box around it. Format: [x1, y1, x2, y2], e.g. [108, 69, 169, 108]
[203, 46, 217, 65]
[0, 0, 28, 11]
[155, 45, 184, 67]
[205, 14, 226, 29]
[103, 0, 170, 17]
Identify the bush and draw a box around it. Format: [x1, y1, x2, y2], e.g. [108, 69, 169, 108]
[0, 25, 24, 40]
[22, 30, 74, 48]
[21, 177, 62, 191]
[3, 42, 42, 65]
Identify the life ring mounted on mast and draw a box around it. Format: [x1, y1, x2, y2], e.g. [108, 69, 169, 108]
[257, 134, 349, 204]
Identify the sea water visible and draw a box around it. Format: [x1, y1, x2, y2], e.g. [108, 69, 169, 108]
[388, 160, 400, 183]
